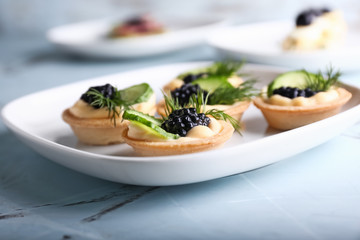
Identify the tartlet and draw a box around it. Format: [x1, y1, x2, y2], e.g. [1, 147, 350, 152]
[282, 8, 347, 51]
[253, 69, 352, 130]
[123, 119, 234, 156]
[254, 87, 351, 130]
[62, 109, 131, 145]
[62, 83, 156, 145]
[121, 102, 239, 156]
[158, 61, 256, 121]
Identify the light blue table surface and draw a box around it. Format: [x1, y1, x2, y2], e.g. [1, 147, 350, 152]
[1, 35, 360, 240]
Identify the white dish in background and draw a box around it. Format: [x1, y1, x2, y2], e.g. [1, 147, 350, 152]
[2, 63, 360, 186]
[47, 15, 228, 58]
[208, 20, 360, 72]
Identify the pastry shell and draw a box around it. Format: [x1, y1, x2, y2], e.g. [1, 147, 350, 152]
[156, 99, 251, 122]
[253, 87, 352, 130]
[123, 120, 234, 156]
[62, 106, 156, 145]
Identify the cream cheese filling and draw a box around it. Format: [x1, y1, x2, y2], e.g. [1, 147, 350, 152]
[266, 88, 340, 106]
[69, 93, 156, 119]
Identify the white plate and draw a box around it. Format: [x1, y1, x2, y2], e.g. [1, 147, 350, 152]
[2, 63, 360, 186]
[208, 21, 360, 72]
[47, 15, 228, 58]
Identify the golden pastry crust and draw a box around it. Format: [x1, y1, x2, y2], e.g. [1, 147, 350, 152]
[123, 120, 234, 156]
[62, 106, 156, 145]
[253, 87, 352, 130]
[156, 99, 251, 122]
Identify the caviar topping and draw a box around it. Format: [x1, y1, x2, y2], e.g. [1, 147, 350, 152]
[171, 84, 208, 107]
[81, 84, 116, 109]
[273, 87, 317, 99]
[161, 108, 210, 137]
[267, 67, 340, 98]
[80, 83, 153, 126]
[296, 8, 331, 26]
[164, 91, 242, 133]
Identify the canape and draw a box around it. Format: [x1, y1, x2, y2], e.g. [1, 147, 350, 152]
[253, 68, 352, 130]
[62, 83, 156, 145]
[158, 61, 257, 121]
[122, 95, 241, 156]
[282, 8, 347, 51]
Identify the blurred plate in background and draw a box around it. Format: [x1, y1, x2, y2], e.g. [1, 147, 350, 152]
[47, 15, 228, 58]
[208, 20, 360, 72]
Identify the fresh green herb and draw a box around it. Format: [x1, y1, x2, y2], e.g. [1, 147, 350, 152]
[189, 90, 209, 114]
[178, 60, 245, 80]
[206, 60, 245, 78]
[85, 83, 153, 127]
[305, 66, 341, 92]
[86, 88, 124, 126]
[205, 109, 242, 134]
[208, 79, 258, 105]
[163, 90, 242, 133]
[162, 90, 181, 118]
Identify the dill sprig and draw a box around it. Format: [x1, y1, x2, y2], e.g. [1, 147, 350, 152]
[162, 90, 181, 118]
[178, 60, 245, 80]
[86, 88, 125, 126]
[208, 79, 258, 105]
[205, 109, 242, 134]
[189, 90, 209, 113]
[304, 66, 341, 92]
[206, 60, 245, 78]
[162, 90, 242, 133]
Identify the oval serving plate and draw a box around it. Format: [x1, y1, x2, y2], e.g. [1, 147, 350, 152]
[2, 62, 360, 186]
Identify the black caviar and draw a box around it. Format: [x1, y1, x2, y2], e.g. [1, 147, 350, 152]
[171, 84, 208, 106]
[80, 83, 115, 109]
[296, 8, 330, 26]
[273, 87, 317, 99]
[161, 108, 210, 137]
[183, 72, 207, 84]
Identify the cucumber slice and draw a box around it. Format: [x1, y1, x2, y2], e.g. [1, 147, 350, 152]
[267, 70, 317, 97]
[128, 121, 179, 140]
[123, 109, 162, 126]
[123, 110, 179, 140]
[119, 83, 153, 105]
[192, 76, 233, 93]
